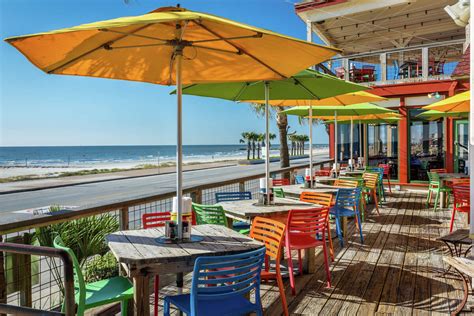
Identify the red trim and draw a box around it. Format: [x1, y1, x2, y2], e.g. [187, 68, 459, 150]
[295, 0, 348, 13]
[398, 98, 409, 184]
[329, 124, 335, 159]
[369, 80, 459, 97]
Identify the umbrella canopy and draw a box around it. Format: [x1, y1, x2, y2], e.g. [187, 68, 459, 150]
[417, 110, 468, 120]
[282, 103, 394, 117]
[324, 117, 401, 124]
[311, 113, 401, 121]
[247, 91, 386, 106]
[177, 69, 367, 188]
[5, 6, 341, 246]
[422, 91, 470, 112]
[5, 6, 340, 85]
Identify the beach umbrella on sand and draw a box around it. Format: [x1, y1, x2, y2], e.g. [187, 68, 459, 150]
[5, 6, 341, 244]
[176, 69, 367, 189]
[249, 91, 386, 185]
[283, 103, 395, 170]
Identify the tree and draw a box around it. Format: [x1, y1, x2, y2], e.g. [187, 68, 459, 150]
[256, 133, 264, 159]
[239, 132, 252, 160]
[301, 134, 310, 155]
[249, 132, 258, 159]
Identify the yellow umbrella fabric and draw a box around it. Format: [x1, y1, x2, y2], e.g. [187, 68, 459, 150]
[422, 91, 470, 112]
[307, 113, 401, 120]
[5, 6, 340, 85]
[248, 91, 386, 106]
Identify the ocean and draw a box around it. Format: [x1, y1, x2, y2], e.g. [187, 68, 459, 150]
[0, 145, 328, 168]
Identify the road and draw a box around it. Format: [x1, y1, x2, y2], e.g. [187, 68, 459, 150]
[0, 154, 330, 214]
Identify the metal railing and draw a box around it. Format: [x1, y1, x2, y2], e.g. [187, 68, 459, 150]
[0, 159, 332, 313]
[323, 39, 465, 85]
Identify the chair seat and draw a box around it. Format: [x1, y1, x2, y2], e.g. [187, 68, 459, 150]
[165, 293, 259, 316]
[287, 235, 323, 249]
[233, 221, 250, 229]
[330, 207, 356, 217]
[82, 276, 133, 308]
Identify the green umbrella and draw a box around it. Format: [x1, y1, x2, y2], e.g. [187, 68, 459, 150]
[283, 103, 394, 167]
[175, 69, 366, 195]
[417, 110, 468, 121]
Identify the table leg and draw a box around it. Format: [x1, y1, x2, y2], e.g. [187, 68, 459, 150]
[440, 191, 446, 208]
[342, 217, 348, 241]
[451, 268, 470, 316]
[176, 272, 184, 316]
[226, 216, 233, 229]
[133, 274, 150, 316]
[303, 248, 316, 274]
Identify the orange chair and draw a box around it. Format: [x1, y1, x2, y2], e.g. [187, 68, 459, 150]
[249, 217, 289, 316]
[334, 179, 359, 188]
[362, 173, 380, 215]
[450, 185, 470, 232]
[299, 192, 335, 260]
[273, 178, 290, 186]
[378, 164, 392, 194]
[285, 207, 331, 295]
[142, 212, 171, 316]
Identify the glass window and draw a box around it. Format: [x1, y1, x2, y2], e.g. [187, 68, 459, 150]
[336, 123, 361, 162]
[367, 123, 398, 179]
[409, 109, 445, 181]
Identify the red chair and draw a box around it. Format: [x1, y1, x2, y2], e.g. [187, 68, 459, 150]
[315, 167, 331, 177]
[142, 212, 171, 316]
[273, 178, 290, 186]
[378, 164, 392, 194]
[450, 185, 470, 232]
[285, 207, 331, 295]
[430, 168, 447, 173]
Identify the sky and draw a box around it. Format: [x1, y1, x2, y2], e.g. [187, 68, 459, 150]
[0, 0, 330, 146]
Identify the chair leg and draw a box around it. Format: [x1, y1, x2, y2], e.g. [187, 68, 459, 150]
[322, 242, 331, 288]
[285, 244, 296, 296]
[154, 275, 159, 316]
[387, 175, 392, 194]
[450, 208, 456, 233]
[426, 189, 431, 207]
[297, 250, 303, 276]
[433, 189, 440, 211]
[356, 213, 364, 244]
[276, 266, 289, 316]
[334, 215, 344, 248]
[373, 190, 380, 215]
[326, 219, 335, 261]
[121, 299, 128, 316]
[163, 298, 171, 316]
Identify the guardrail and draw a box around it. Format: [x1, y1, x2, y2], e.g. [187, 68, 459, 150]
[0, 158, 333, 313]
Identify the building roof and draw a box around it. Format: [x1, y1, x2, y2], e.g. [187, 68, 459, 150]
[452, 45, 470, 78]
[295, 0, 465, 54]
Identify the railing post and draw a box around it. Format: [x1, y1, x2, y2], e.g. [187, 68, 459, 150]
[19, 233, 32, 308]
[422, 47, 429, 79]
[119, 206, 129, 231]
[191, 189, 202, 204]
[343, 58, 350, 81]
[238, 181, 245, 192]
[380, 52, 387, 82]
[0, 235, 6, 316]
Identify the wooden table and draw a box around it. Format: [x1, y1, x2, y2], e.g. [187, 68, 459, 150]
[278, 184, 339, 199]
[438, 229, 472, 258]
[340, 170, 365, 177]
[218, 197, 320, 273]
[107, 224, 263, 316]
[438, 173, 469, 208]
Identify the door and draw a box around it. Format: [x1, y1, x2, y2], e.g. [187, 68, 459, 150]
[454, 120, 469, 173]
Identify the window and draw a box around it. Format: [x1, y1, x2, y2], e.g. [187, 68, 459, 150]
[367, 123, 398, 179]
[336, 123, 361, 162]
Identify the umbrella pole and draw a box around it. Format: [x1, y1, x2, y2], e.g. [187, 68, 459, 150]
[265, 82, 271, 204]
[359, 120, 362, 164]
[309, 105, 313, 188]
[176, 49, 183, 240]
[350, 117, 353, 169]
[334, 111, 338, 173]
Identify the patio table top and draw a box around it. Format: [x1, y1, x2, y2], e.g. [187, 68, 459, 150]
[278, 184, 339, 198]
[438, 173, 469, 179]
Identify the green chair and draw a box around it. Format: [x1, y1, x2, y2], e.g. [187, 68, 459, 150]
[192, 203, 249, 234]
[53, 236, 133, 316]
[272, 187, 285, 198]
[426, 171, 451, 211]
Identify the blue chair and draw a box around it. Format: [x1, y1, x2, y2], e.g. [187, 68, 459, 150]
[330, 188, 363, 247]
[366, 167, 385, 202]
[163, 247, 266, 316]
[295, 175, 305, 184]
[215, 192, 252, 232]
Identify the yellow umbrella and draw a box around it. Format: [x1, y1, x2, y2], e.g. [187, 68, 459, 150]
[308, 113, 401, 121]
[5, 6, 340, 243]
[422, 91, 470, 112]
[248, 91, 386, 106]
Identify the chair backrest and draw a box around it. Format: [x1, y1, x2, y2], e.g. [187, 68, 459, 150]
[300, 192, 333, 207]
[315, 169, 331, 176]
[430, 168, 447, 173]
[295, 175, 305, 184]
[378, 164, 390, 175]
[362, 65, 375, 70]
[272, 178, 290, 186]
[427, 171, 441, 183]
[215, 191, 252, 203]
[53, 236, 85, 310]
[334, 179, 359, 188]
[450, 178, 470, 186]
[362, 172, 378, 189]
[453, 185, 470, 205]
[192, 203, 227, 226]
[272, 187, 285, 198]
[366, 166, 384, 182]
[142, 211, 171, 229]
[250, 217, 286, 262]
[334, 188, 361, 210]
[287, 207, 330, 238]
[190, 247, 266, 314]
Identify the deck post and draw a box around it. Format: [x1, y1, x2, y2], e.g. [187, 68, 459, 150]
[120, 206, 129, 231]
[0, 235, 6, 316]
[342, 58, 350, 81]
[19, 233, 32, 308]
[380, 53, 387, 82]
[421, 47, 429, 79]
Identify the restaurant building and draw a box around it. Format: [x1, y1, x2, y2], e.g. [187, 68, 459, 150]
[296, 0, 471, 186]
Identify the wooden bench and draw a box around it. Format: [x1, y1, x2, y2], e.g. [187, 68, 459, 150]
[443, 256, 474, 315]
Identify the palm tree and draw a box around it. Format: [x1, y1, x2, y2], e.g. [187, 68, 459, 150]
[288, 134, 297, 156]
[256, 133, 264, 159]
[239, 132, 252, 160]
[301, 135, 310, 155]
[249, 132, 258, 160]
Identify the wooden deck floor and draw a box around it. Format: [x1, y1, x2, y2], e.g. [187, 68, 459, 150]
[154, 190, 473, 316]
